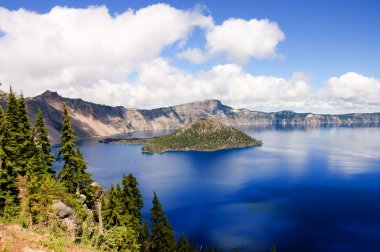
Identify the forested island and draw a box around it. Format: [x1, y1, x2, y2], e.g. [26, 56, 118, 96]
[141, 118, 262, 153]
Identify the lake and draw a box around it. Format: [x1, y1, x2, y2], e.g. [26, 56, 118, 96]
[53, 126, 380, 252]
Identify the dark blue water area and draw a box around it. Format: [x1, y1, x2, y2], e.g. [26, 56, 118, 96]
[53, 127, 380, 251]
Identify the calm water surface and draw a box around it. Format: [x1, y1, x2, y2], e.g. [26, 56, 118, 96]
[54, 127, 380, 252]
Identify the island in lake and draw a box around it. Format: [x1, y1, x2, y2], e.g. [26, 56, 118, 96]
[102, 118, 262, 153]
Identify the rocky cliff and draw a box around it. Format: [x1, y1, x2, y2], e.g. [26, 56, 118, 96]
[1, 90, 379, 144]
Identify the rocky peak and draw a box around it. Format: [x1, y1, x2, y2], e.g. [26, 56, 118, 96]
[40, 90, 60, 98]
[175, 99, 231, 115]
[35, 90, 63, 103]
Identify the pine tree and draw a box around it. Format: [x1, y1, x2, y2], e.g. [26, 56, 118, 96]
[74, 147, 94, 205]
[0, 108, 20, 219]
[58, 104, 93, 202]
[139, 221, 150, 252]
[34, 109, 55, 174]
[58, 104, 78, 193]
[177, 233, 188, 252]
[25, 148, 49, 225]
[121, 173, 143, 228]
[150, 192, 176, 252]
[14, 93, 35, 175]
[102, 184, 131, 229]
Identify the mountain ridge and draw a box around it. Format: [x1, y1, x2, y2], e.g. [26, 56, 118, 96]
[1, 90, 379, 144]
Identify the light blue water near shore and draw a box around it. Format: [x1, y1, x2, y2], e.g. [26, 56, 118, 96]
[53, 126, 380, 251]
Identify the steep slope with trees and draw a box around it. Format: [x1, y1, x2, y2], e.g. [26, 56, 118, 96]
[0, 87, 221, 251]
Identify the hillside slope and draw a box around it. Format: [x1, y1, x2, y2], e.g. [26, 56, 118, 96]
[0, 223, 92, 252]
[141, 118, 262, 153]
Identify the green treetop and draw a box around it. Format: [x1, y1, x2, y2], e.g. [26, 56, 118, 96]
[25, 148, 50, 225]
[121, 173, 143, 227]
[34, 109, 55, 173]
[58, 104, 93, 202]
[0, 107, 20, 219]
[102, 173, 143, 231]
[102, 183, 132, 229]
[150, 192, 176, 252]
[176, 233, 188, 252]
[4, 89, 36, 175]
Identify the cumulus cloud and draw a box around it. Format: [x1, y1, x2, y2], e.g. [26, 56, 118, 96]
[0, 4, 378, 114]
[0, 4, 212, 94]
[62, 61, 380, 114]
[58, 58, 313, 111]
[206, 18, 285, 64]
[317, 72, 380, 111]
[177, 48, 210, 64]
[177, 18, 285, 64]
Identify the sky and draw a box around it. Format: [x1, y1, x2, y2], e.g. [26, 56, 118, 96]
[0, 0, 379, 113]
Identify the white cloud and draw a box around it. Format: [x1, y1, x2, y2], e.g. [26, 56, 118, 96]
[65, 61, 380, 114]
[0, 5, 379, 114]
[206, 18, 285, 64]
[0, 4, 213, 94]
[317, 72, 380, 111]
[177, 48, 210, 64]
[58, 58, 313, 111]
[177, 18, 285, 64]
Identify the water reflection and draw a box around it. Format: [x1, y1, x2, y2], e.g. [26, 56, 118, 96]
[53, 126, 380, 251]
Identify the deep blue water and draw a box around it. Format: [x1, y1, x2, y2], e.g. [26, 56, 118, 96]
[54, 127, 380, 252]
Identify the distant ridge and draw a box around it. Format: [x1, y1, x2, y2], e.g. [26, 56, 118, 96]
[1, 90, 379, 144]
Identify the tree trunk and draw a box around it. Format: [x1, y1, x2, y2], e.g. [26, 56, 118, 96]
[96, 200, 103, 234]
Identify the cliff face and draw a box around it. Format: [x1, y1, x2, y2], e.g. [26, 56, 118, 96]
[1, 90, 379, 144]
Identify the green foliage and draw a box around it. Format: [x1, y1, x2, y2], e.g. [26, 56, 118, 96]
[103, 173, 143, 232]
[139, 221, 150, 252]
[58, 104, 93, 204]
[24, 147, 59, 226]
[97, 226, 140, 252]
[103, 184, 131, 229]
[150, 192, 176, 252]
[4, 89, 35, 175]
[176, 233, 188, 252]
[2, 190, 20, 220]
[142, 118, 262, 153]
[58, 104, 79, 193]
[34, 109, 55, 174]
[0, 88, 222, 251]
[122, 173, 143, 228]
[0, 107, 20, 219]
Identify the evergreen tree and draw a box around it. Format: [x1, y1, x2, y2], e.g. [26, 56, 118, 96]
[187, 236, 196, 252]
[5, 88, 22, 174]
[74, 147, 94, 205]
[58, 104, 78, 193]
[34, 109, 55, 174]
[58, 104, 93, 202]
[100, 225, 140, 252]
[121, 173, 143, 228]
[102, 184, 131, 229]
[139, 221, 150, 252]
[150, 192, 176, 252]
[0, 108, 20, 219]
[25, 148, 48, 225]
[14, 93, 35, 175]
[177, 233, 188, 252]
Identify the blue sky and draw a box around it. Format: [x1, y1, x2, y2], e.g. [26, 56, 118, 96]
[0, 0, 379, 113]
